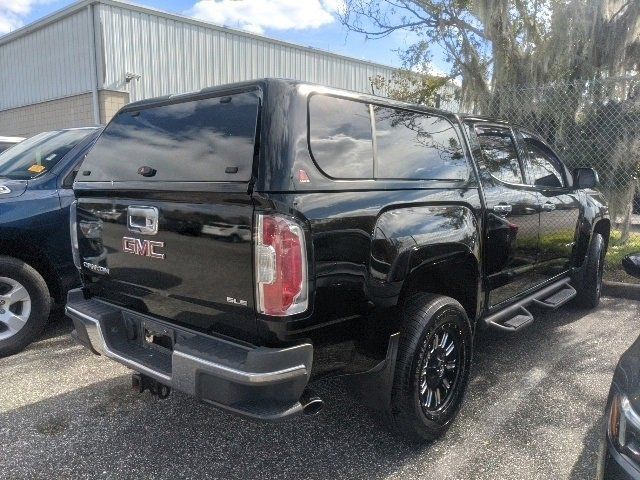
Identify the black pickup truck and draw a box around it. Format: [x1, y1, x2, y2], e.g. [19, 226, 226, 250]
[66, 79, 609, 442]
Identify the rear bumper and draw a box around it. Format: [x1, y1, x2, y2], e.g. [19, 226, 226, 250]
[66, 288, 313, 421]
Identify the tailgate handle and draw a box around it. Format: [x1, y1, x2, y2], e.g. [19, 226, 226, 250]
[128, 206, 159, 235]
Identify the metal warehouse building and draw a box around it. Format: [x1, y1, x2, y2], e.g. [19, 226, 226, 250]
[0, 0, 397, 136]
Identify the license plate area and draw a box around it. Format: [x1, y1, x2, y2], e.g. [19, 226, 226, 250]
[109, 312, 175, 376]
[142, 319, 175, 353]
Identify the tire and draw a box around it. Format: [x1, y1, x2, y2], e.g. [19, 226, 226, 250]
[575, 233, 605, 309]
[387, 293, 473, 443]
[0, 256, 50, 357]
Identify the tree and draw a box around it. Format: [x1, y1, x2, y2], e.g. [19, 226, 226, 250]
[341, 1, 640, 244]
[369, 70, 450, 105]
[339, 0, 640, 110]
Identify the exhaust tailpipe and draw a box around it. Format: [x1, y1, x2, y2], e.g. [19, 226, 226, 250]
[300, 389, 324, 416]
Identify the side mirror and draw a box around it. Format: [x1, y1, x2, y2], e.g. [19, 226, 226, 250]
[622, 253, 640, 278]
[573, 167, 599, 189]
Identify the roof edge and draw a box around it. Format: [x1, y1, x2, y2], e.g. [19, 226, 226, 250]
[0, 0, 94, 46]
[121, 78, 459, 119]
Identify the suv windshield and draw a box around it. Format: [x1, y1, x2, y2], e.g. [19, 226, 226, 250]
[0, 129, 94, 180]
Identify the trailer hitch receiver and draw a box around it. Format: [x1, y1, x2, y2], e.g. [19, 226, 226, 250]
[131, 373, 171, 399]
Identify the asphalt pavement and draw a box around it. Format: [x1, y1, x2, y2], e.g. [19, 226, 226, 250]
[1, 297, 639, 480]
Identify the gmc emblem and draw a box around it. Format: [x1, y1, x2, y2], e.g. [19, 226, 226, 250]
[122, 236, 165, 259]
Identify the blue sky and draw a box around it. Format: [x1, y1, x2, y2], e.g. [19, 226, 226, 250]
[0, 0, 448, 72]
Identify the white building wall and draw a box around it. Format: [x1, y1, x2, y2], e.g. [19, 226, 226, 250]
[97, 2, 396, 102]
[0, 8, 94, 111]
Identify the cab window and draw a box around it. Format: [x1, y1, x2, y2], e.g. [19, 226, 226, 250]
[475, 126, 524, 184]
[374, 107, 467, 181]
[524, 138, 565, 188]
[309, 95, 374, 179]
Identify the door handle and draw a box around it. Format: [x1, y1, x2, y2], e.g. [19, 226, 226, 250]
[541, 202, 556, 211]
[492, 204, 512, 214]
[127, 206, 159, 235]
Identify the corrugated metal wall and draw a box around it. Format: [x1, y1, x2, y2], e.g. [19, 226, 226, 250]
[0, 8, 94, 111]
[97, 2, 396, 102]
[0, 0, 396, 113]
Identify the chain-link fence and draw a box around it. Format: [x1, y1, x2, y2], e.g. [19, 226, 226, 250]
[470, 76, 640, 283]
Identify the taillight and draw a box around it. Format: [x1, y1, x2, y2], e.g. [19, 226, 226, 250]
[70, 200, 81, 269]
[255, 213, 308, 316]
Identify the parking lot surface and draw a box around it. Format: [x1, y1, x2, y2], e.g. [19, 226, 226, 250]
[1, 297, 639, 480]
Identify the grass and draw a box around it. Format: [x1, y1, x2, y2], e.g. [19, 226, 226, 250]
[604, 230, 640, 282]
[518, 228, 640, 282]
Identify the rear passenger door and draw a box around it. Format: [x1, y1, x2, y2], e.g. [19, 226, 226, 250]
[472, 124, 543, 306]
[520, 134, 581, 281]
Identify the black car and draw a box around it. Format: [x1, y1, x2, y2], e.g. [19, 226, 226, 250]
[66, 79, 608, 442]
[0, 127, 101, 356]
[599, 254, 640, 479]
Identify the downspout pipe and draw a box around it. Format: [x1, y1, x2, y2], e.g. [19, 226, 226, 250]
[88, 3, 100, 125]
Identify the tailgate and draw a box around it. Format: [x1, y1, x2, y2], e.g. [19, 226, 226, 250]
[73, 89, 260, 342]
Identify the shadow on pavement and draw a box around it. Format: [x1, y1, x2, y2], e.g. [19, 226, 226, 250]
[0, 298, 636, 479]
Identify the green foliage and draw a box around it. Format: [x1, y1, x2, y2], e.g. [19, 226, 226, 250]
[605, 230, 640, 282]
[369, 70, 450, 105]
[339, 0, 640, 108]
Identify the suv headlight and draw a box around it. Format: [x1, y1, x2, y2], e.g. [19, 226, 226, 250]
[609, 393, 640, 461]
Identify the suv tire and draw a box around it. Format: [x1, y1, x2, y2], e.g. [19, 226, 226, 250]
[575, 233, 605, 309]
[387, 293, 473, 443]
[0, 256, 50, 357]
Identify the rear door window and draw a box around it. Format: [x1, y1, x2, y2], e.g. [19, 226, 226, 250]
[476, 126, 525, 184]
[80, 90, 260, 182]
[309, 95, 373, 179]
[374, 107, 467, 180]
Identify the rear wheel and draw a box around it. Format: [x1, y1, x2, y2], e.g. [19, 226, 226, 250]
[387, 293, 473, 443]
[575, 233, 605, 308]
[0, 257, 50, 357]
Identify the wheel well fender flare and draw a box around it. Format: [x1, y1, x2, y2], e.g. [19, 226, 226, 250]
[367, 204, 481, 319]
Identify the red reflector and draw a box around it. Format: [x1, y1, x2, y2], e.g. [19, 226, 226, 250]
[298, 169, 311, 183]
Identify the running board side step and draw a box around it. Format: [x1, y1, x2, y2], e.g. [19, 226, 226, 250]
[531, 284, 576, 310]
[499, 306, 534, 331]
[484, 278, 572, 332]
